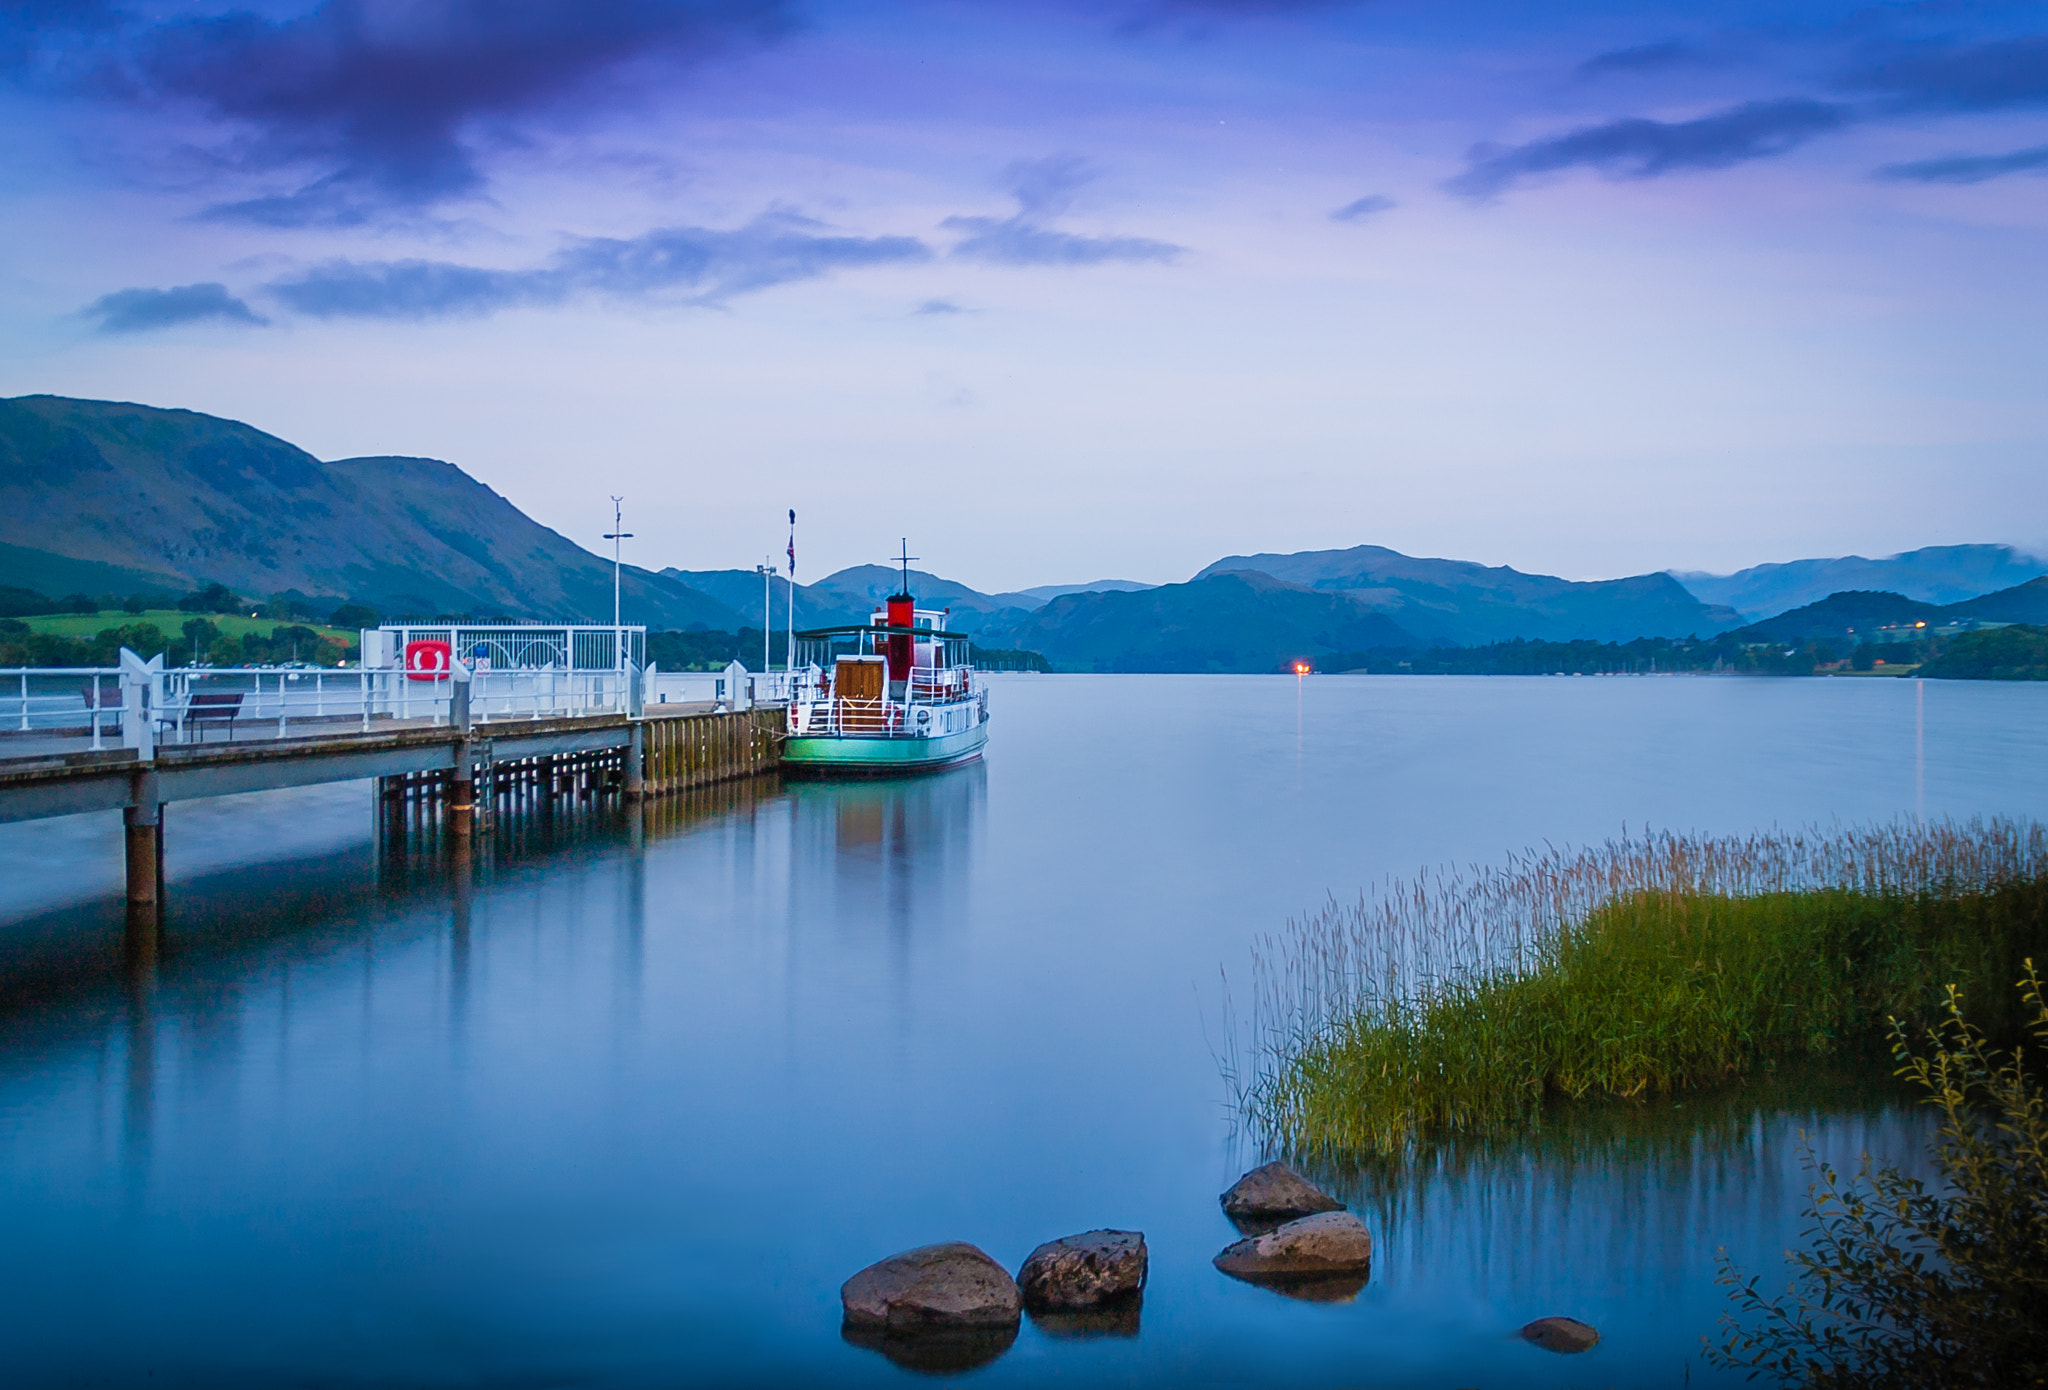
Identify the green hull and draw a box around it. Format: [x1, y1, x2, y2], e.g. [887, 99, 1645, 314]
[782, 722, 987, 775]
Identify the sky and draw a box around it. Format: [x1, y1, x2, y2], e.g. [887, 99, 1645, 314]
[3, 0, 2046, 591]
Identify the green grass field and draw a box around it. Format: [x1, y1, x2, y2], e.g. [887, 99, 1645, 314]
[17, 610, 357, 645]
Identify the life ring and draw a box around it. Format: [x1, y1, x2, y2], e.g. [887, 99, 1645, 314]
[404, 639, 452, 682]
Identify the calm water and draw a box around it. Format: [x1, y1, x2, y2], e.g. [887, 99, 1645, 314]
[2, 674, 2044, 1387]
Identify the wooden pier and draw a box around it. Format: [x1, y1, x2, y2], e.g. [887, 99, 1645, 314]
[0, 704, 786, 959]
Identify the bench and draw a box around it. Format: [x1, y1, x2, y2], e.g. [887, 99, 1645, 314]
[79, 683, 123, 737]
[171, 691, 245, 741]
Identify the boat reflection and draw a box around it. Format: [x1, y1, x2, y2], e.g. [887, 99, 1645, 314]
[786, 761, 986, 963]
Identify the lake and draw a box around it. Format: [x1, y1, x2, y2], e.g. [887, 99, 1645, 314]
[2, 673, 2044, 1387]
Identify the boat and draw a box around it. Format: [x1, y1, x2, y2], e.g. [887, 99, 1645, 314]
[781, 568, 989, 776]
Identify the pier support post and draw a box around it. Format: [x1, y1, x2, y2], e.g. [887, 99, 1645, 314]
[449, 737, 475, 840]
[626, 722, 645, 801]
[123, 768, 163, 962]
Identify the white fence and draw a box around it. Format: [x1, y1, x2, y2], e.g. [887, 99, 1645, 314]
[0, 650, 805, 758]
[1, 652, 638, 755]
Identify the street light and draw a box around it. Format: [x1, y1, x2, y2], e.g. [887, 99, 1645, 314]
[755, 561, 776, 674]
[605, 496, 632, 670]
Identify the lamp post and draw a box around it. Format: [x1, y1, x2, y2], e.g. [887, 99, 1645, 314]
[755, 561, 775, 674]
[604, 496, 632, 671]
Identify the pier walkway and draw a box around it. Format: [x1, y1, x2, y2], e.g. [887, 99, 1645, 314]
[1, 650, 785, 956]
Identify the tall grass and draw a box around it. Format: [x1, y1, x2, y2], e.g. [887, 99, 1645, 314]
[1238, 819, 2048, 1161]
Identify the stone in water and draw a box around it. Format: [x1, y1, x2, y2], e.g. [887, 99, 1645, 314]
[1213, 1210, 1373, 1280]
[841, 1242, 1023, 1329]
[1220, 1161, 1345, 1220]
[1017, 1229, 1147, 1310]
[1521, 1316, 1600, 1353]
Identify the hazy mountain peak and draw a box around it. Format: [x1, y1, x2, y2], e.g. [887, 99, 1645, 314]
[1672, 544, 2046, 620]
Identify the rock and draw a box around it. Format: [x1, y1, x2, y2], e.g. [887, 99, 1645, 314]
[841, 1242, 1023, 1330]
[1521, 1316, 1600, 1354]
[1212, 1210, 1374, 1282]
[1017, 1229, 1147, 1311]
[1220, 1161, 1345, 1221]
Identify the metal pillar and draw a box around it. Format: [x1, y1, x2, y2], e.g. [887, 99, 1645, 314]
[626, 721, 645, 801]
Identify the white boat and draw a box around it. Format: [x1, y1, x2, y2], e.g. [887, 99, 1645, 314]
[782, 585, 989, 776]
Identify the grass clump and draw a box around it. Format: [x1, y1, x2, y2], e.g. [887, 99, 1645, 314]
[1709, 968, 2048, 1387]
[1239, 819, 2048, 1160]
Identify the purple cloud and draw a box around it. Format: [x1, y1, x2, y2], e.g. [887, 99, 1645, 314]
[1448, 98, 1850, 199]
[1839, 33, 2048, 113]
[943, 156, 1182, 266]
[268, 214, 931, 318]
[83, 282, 267, 332]
[1330, 194, 1395, 221]
[1876, 143, 2048, 185]
[10, 0, 793, 222]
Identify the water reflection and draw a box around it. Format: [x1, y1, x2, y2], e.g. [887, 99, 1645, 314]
[842, 1318, 1020, 1374]
[788, 763, 985, 967]
[1309, 1061, 1930, 1316]
[1028, 1300, 1144, 1339]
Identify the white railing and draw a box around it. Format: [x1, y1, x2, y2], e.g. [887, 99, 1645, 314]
[1, 667, 126, 750]
[787, 684, 985, 739]
[0, 652, 642, 757]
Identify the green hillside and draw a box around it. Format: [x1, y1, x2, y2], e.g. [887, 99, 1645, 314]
[0, 395, 740, 629]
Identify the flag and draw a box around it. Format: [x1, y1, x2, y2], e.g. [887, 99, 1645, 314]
[787, 509, 796, 577]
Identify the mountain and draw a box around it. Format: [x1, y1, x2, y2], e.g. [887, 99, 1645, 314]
[983, 571, 1413, 672]
[1729, 591, 1943, 643]
[1946, 575, 2048, 624]
[662, 564, 1042, 633]
[1192, 544, 1740, 645]
[1728, 577, 2048, 643]
[1673, 545, 2046, 621]
[0, 394, 741, 628]
[1017, 580, 1156, 601]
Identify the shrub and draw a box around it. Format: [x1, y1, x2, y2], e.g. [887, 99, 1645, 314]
[328, 601, 380, 630]
[1709, 969, 2048, 1387]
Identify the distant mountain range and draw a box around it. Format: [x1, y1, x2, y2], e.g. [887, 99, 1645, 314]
[1671, 545, 2047, 620]
[4, 394, 2041, 673]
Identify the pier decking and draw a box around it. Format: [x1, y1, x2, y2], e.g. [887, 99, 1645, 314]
[0, 653, 787, 959]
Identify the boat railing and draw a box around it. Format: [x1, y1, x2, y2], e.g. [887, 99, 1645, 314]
[787, 674, 979, 738]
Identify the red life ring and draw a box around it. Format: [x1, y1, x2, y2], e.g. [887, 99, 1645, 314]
[404, 639, 452, 682]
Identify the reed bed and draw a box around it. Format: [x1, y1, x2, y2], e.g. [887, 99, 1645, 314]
[1238, 818, 2048, 1161]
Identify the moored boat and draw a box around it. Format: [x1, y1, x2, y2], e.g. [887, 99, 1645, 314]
[782, 579, 989, 776]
